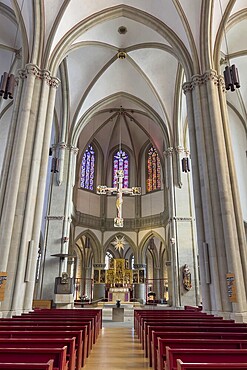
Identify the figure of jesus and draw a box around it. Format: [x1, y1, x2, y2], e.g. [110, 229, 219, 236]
[97, 169, 141, 227]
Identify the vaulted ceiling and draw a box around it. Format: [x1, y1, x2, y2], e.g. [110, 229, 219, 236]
[1, 1, 247, 161]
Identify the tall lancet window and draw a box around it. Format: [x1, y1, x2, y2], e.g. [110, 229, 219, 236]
[146, 145, 161, 192]
[81, 144, 95, 191]
[113, 149, 129, 188]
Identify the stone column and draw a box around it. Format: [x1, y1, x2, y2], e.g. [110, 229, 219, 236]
[183, 70, 247, 320]
[153, 266, 161, 300]
[0, 65, 59, 315]
[164, 148, 181, 307]
[24, 75, 59, 307]
[84, 267, 93, 300]
[40, 144, 77, 300]
[0, 65, 38, 271]
[133, 263, 146, 304]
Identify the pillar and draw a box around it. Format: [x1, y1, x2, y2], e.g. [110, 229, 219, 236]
[133, 263, 146, 304]
[183, 70, 247, 320]
[41, 145, 78, 300]
[164, 148, 181, 307]
[0, 64, 59, 316]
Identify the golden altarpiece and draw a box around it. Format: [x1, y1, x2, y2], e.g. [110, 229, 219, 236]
[106, 259, 132, 302]
[93, 258, 145, 302]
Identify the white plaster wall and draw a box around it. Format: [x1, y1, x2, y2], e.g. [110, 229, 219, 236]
[77, 190, 100, 216]
[103, 231, 137, 246]
[141, 191, 164, 217]
[0, 108, 12, 175]
[139, 228, 166, 246]
[74, 226, 101, 243]
[228, 109, 247, 221]
[175, 173, 192, 217]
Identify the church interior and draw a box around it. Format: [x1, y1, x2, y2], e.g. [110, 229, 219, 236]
[0, 0, 247, 329]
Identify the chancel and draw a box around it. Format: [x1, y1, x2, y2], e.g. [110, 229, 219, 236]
[106, 258, 133, 302]
[0, 0, 246, 332]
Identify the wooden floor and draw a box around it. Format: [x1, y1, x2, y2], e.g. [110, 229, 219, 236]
[84, 326, 149, 369]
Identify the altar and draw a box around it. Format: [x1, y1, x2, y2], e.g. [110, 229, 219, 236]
[108, 287, 130, 302]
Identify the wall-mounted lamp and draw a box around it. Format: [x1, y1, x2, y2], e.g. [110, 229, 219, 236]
[0, 72, 15, 100]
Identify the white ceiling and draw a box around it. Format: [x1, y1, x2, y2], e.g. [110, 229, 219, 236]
[0, 0, 247, 162]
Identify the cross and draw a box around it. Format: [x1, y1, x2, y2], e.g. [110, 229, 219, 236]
[97, 169, 141, 227]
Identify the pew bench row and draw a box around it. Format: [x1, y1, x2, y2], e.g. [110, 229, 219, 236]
[134, 309, 247, 370]
[0, 308, 102, 370]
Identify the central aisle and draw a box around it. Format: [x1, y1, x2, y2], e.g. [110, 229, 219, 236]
[83, 325, 149, 369]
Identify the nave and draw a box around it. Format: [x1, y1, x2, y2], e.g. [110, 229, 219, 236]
[83, 323, 149, 370]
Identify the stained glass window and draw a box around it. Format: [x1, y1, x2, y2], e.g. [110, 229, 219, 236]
[146, 146, 161, 192]
[81, 144, 95, 191]
[113, 149, 129, 188]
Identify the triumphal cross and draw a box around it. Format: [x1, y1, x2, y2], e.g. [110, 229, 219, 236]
[97, 169, 141, 227]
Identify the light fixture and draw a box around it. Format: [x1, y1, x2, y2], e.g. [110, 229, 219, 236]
[181, 157, 190, 173]
[51, 157, 59, 173]
[219, 0, 240, 92]
[223, 65, 240, 91]
[0, 73, 15, 100]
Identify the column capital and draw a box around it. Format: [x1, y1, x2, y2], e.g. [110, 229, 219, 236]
[163, 147, 173, 157]
[183, 69, 224, 93]
[59, 142, 67, 150]
[18, 64, 60, 88]
[175, 145, 184, 154]
[70, 145, 79, 155]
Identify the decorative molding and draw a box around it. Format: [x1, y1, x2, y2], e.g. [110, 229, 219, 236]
[46, 216, 65, 220]
[70, 145, 79, 155]
[59, 142, 67, 150]
[183, 69, 223, 93]
[93, 263, 106, 269]
[18, 63, 60, 88]
[164, 147, 173, 157]
[133, 263, 146, 269]
[175, 145, 184, 154]
[75, 210, 169, 231]
[173, 217, 192, 221]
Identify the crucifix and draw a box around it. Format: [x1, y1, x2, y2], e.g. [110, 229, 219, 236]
[97, 169, 141, 227]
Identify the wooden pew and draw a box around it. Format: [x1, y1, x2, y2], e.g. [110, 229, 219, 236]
[144, 321, 246, 359]
[0, 330, 83, 370]
[0, 348, 68, 370]
[0, 323, 88, 366]
[20, 310, 101, 343]
[177, 360, 247, 370]
[0, 338, 75, 370]
[152, 331, 247, 370]
[134, 311, 212, 338]
[166, 347, 247, 370]
[0, 318, 93, 353]
[26, 308, 102, 336]
[134, 309, 210, 334]
[157, 338, 247, 370]
[138, 315, 227, 343]
[0, 360, 54, 370]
